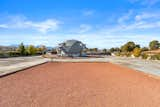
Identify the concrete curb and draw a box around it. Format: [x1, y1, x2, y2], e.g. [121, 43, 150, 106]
[0, 61, 48, 78]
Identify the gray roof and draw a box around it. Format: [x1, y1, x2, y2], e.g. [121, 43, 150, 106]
[65, 40, 80, 46]
[58, 40, 86, 54]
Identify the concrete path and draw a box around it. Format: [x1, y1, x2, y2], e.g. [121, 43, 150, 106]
[0, 56, 48, 76]
[106, 56, 160, 76]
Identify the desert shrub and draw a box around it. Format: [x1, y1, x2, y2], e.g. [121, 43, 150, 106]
[133, 47, 141, 57]
[141, 47, 149, 52]
[117, 52, 131, 57]
[8, 51, 20, 57]
[125, 52, 132, 57]
[155, 54, 160, 60]
[141, 53, 148, 59]
[26, 45, 37, 55]
[114, 52, 121, 56]
[150, 54, 160, 60]
[0, 52, 6, 58]
[150, 55, 157, 60]
[0, 51, 21, 58]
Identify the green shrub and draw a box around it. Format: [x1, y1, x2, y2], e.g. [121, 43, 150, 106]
[141, 53, 148, 59]
[114, 52, 121, 56]
[125, 52, 132, 57]
[8, 51, 20, 57]
[150, 54, 160, 60]
[0, 52, 6, 58]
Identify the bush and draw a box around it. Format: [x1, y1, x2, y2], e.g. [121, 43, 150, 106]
[141, 47, 149, 52]
[150, 54, 160, 60]
[114, 52, 121, 56]
[26, 45, 37, 55]
[8, 51, 20, 57]
[125, 52, 132, 57]
[118, 52, 131, 57]
[133, 47, 141, 57]
[141, 53, 148, 59]
[0, 52, 7, 58]
[0, 51, 21, 58]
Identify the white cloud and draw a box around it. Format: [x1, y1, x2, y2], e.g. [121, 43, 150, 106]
[127, 21, 160, 29]
[83, 10, 94, 16]
[135, 12, 160, 21]
[118, 10, 133, 24]
[24, 19, 60, 33]
[0, 15, 61, 33]
[79, 24, 92, 33]
[0, 24, 8, 28]
[68, 24, 92, 34]
[116, 11, 160, 31]
[129, 0, 160, 6]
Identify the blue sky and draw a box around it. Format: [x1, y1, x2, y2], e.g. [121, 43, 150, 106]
[0, 0, 160, 48]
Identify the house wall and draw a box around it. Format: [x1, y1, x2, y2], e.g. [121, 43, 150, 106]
[56, 40, 86, 57]
[57, 50, 68, 56]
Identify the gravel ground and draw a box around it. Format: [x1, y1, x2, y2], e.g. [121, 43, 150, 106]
[51, 56, 160, 76]
[0, 62, 160, 107]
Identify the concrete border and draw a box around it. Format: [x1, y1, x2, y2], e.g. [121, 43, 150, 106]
[0, 62, 48, 78]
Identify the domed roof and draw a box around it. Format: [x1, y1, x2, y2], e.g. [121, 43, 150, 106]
[65, 40, 81, 47]
[58, 40, 86, 54]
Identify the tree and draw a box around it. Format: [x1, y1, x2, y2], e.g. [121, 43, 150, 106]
[121, 41, 136, 52]
[109, 48, 115, 53]
[18, 43, 26, 56]
[109, 47, 120, 53]
[102, 49, 107, 54]
[26, 45, 37, 55]
[114, 47, 121, 52]
[133, 47, 141, 57]
[135, 44, 140, 48]
[37, 45, 46, 54]
[141, 47, 149, 52]
[149, 40, 159, 50]
[93, 48, 98, 52]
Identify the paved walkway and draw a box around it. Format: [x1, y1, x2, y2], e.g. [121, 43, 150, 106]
[0, 56, 48, 76]
[107, 56, 160, 76]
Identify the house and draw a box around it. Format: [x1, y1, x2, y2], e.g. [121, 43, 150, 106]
[56, 40, 86, 57]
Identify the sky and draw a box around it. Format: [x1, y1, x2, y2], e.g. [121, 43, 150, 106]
[0, 0, 160, 48]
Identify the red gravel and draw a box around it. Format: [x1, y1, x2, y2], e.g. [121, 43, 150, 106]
[0, 62, 160, 107]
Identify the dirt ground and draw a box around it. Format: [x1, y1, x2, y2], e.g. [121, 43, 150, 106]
[0, 62, 160, 107]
